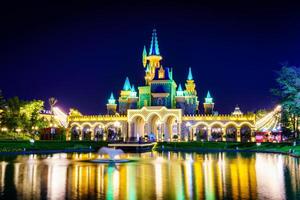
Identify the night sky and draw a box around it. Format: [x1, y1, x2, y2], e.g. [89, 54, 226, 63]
[1, 1, 300, 114]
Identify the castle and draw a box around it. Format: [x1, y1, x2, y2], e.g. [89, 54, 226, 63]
[68, 30, 255, 142]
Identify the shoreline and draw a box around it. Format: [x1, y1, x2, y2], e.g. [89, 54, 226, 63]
[154, 147, 300, 158]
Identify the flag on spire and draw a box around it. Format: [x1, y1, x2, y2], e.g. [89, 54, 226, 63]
[149, 29, 160, 56]
[123, 77, 131, 91]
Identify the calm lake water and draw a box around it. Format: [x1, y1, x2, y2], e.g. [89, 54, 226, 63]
[0, 152, 299, 200]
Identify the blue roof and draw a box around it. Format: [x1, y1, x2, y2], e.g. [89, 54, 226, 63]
[149, 29, 160, 56]
[187, 67, 193, 80]
[177, 84, 183, 91]
[123, 77, 131, 91]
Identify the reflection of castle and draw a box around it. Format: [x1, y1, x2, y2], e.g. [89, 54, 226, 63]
[68, 30, 255, 142]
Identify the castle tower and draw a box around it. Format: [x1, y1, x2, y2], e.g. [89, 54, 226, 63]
[183, 67, 199, 114]
[143, 29, 163, 85]
[203, 91, 214, 115]
[128, 85, 138, 109]
[106, 93, 117, 115]
[118, 77, 131, 114]
[176, 83, 185, 110]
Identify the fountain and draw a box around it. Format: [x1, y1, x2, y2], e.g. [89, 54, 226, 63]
[91, 147, 131, 163]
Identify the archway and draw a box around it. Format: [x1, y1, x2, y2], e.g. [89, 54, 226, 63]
[195, 124, 209, 141]
[106, 124, 118, 141]
[94, 124, 105, 141]
[82, 125, 91, 140]
[240, 125, 252, 142]
[226, 125, 237, 142]
[71, 125, 80, 140]
[211, 125, 223, 141]
[164, 115, 178, 141]
[147, 114, 161, 141]
[130, 116, 145, 141]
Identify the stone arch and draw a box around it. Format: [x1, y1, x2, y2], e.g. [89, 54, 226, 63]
[194, 123, 209, 141]
[209, 121, 225, 128]
[128, 114, 146, 123]
[93, 123, 105, 141]
[210, 123, 223, 141]
[164, 115, 178, 141]
[240, 125, 252, 142]
[225, 125, 238, 142]
[70, 124, 81, 140]
[239, 122, 254, 128]
[82, 124, 92, 140]
[147, 113, 162, 141]
[105, 123, 119, 141]
[129, 115, 145, 141]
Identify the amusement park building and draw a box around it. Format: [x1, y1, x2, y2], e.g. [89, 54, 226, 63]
[68, 30, 256, 142]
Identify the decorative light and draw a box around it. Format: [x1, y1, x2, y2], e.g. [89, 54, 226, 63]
[186, 122, 191, 127]
[16, 128, 21, 133]
[114, 121, 121, 127]
[1, 127, 7, 132]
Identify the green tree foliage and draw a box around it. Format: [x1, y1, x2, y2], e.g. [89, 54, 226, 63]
[1, 97, 48, 133]
[272, 65, 300, 137]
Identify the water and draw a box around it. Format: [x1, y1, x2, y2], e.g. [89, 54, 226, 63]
[0, 152, 299, 200]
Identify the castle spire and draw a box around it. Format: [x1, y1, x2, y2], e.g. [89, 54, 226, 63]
[205, 91, 213, 104]
[108, 92, 116, 104]
[123, 77, 131, 91]
[142, 46, 147, 67]
[176, 84, 184, 96]
[149, 29, 160, 56]
[187, 67, 193, 80]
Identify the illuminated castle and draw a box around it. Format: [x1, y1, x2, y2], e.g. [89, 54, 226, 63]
[108, 29, 203, 115]
[68, 29, 256, 142]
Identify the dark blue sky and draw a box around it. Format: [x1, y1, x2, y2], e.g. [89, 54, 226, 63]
[1, 1, 300, 114]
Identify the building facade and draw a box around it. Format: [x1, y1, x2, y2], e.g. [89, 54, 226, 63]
[68, 30, 256, 142]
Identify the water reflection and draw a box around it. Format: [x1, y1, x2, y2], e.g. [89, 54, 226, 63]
[0, 152, 299, 199]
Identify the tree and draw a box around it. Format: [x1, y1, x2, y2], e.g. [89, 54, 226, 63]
[272, 65, 300, 138]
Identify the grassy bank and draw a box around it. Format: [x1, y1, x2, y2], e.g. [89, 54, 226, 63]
[153, 142, 300, 157]
[0, 140, 108, 152]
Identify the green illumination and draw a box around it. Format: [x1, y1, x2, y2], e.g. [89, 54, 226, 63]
[123, 77, 131, 91]
[187, 67, 193, 80]
[108, 93, 116, 104]
[205, 91, 213, 104]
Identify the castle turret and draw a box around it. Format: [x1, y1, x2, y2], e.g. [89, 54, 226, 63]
[106, 93, 117, 115]
[118, 77, 131, 114]
[176, 84, 185, 110]
[128, 85, 138, 109]
[183, 67, 199, 114]
[203, 91, 214, 114]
